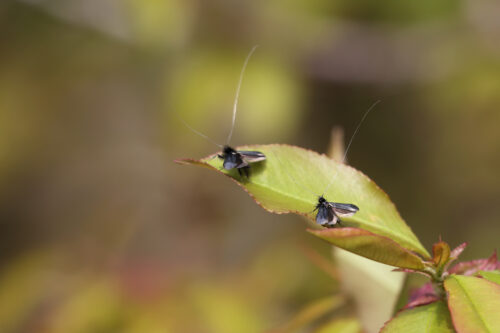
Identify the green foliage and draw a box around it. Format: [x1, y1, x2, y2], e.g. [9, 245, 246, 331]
[478, 271, 500, 285]
[381, 301, 454, 332]
[3, 1, 500, 332]
[178, 143, 500, 332]
[177, 144, 429, 260]
[444, 275, 500, 332]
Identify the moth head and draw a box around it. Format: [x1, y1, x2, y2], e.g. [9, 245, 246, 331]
[223, 145, 236, 156]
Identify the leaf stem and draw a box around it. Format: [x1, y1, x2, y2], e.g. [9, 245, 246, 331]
[422, 265, 447, 299]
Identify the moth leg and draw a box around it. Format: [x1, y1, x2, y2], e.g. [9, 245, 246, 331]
[242, 166, 250, 178]
[311, 206, 319, 214]
[237, 166, 250, 178]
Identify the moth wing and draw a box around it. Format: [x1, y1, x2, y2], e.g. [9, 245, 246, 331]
[223, 155, 239, 170]
[223, 160, 238, 170]
[315, 206, 331, 226]
[236, 159, 249, 168]
[330, 203, 359, 217]
[325, 214, 340, 228]
[327, 205, 336, 222]
[239, 150, 266, 163]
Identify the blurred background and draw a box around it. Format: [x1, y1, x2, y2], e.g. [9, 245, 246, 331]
[1, 0, 500, 332]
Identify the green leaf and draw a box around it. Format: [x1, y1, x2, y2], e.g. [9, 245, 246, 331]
[444, 275, 500, 332]
[381, 301, 455, 333]
[177, 144, 429, 258]
[478, 271, 500, 285]
[310, 228, 424, 269]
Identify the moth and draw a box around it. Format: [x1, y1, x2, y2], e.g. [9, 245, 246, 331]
[218, 146, 266, 177]
[180, 46, 266, 178]
[314, 195, 359, 227]
[313, 101, 379, 227]
[274, 100, 380, 227]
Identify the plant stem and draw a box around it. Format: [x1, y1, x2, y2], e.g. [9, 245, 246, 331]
[423, 266, 447, 299]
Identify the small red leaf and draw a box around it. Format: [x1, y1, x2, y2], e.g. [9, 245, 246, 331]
[449, 250, 500, 276]
[442, 242, 468, 274]
[450, 242, 467, 259]
[404, 283, 439, 309]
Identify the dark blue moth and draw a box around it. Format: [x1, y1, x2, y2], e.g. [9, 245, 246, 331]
[180, 46, 266, 178]
[218, 145, 266, 177]
[314, 195, 359, 227]
[274, 101, 380, 228]
[311, 102, 381, 227]
[311, 101, 380, 227]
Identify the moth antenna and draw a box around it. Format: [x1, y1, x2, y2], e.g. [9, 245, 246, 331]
[340, 100, 381, 165]
[178, 116, 223, 148]
[323, 100, 381, 194]
[226, 45, 259, 145]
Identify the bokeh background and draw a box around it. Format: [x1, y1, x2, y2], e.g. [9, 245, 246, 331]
[1, 0, 499, 332]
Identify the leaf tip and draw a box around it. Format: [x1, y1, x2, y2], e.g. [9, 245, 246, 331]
[450, 242, 468, 259]
[174, 158, 193, 165]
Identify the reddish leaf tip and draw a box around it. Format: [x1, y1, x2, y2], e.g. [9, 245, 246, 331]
[448, 250, 500, 275]
[450, 242, 468, 258]
[308, 227, 425, 270]
[173, 158, 190, 165]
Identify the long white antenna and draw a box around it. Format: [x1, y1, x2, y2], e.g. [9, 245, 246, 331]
[178, 116, 223, 148]
[226, 45, 259, 145]
[323, 100, 381, 194]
